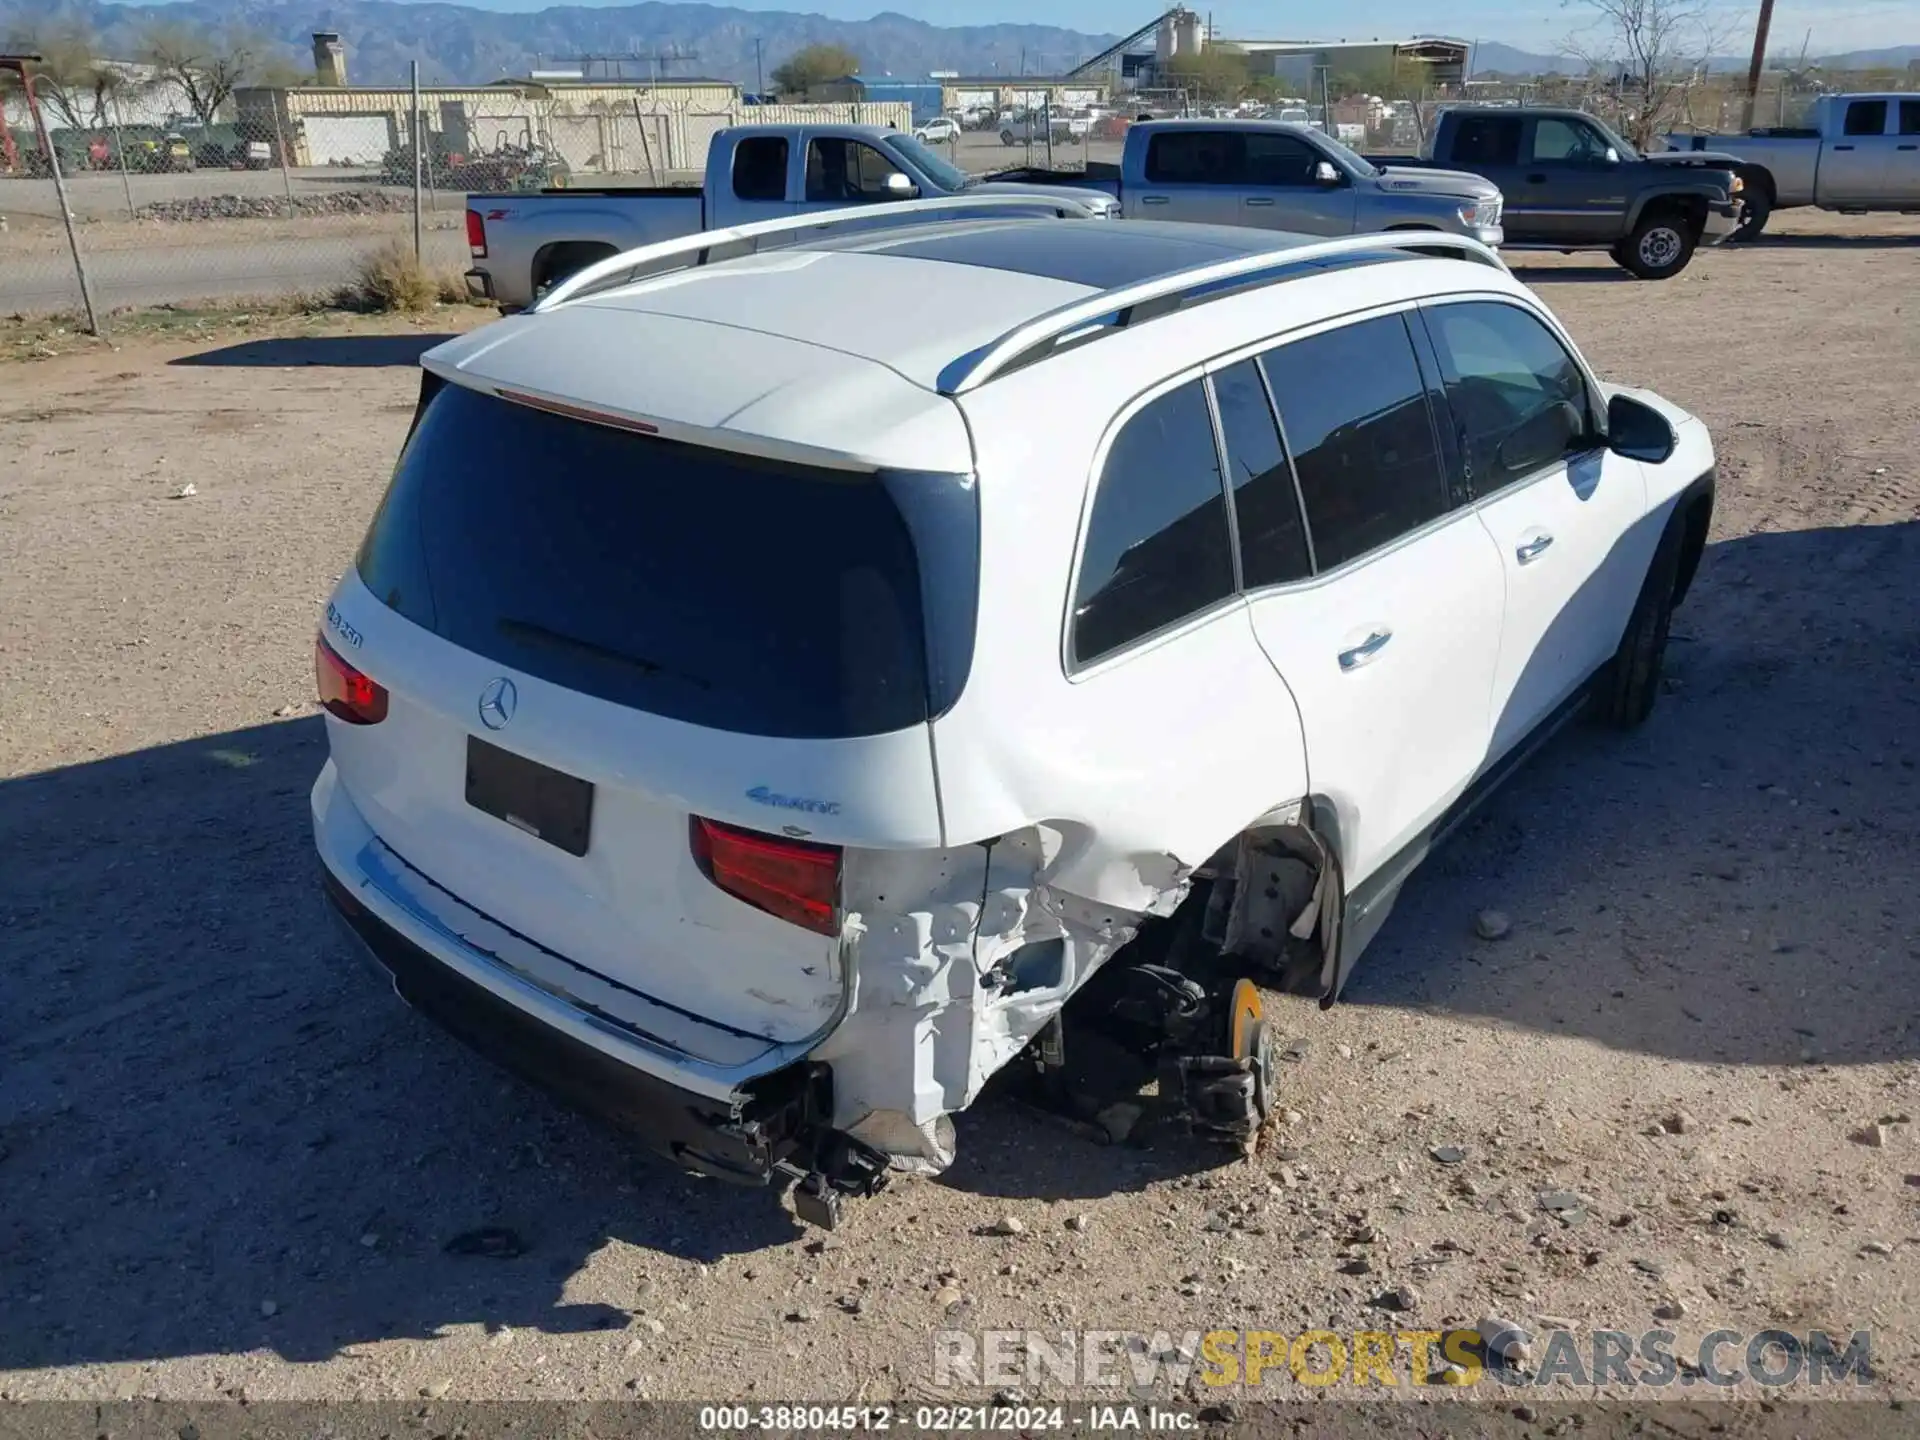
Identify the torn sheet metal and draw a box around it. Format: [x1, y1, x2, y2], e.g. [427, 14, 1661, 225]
[810, 824, 1194, 1171]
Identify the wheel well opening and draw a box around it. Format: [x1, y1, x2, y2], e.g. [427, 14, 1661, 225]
[1672, 492, 1712, 607]
[532, 240, 619, 294]
[1739, 166, 1777, 205]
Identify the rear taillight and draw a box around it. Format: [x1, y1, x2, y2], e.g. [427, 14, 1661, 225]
[315, 633, 389, 725]
[690, 817, 841, 935]
[465, 207, 486, 258]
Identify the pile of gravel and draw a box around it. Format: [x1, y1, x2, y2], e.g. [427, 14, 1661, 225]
[132, 190, 415, 223]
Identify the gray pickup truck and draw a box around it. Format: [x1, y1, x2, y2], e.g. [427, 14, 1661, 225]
[1664, 93, 1920, 240]
[463, 123, 1113, 309]
[1372, 107, 1743, 279]
[993, 119, 1505, 245]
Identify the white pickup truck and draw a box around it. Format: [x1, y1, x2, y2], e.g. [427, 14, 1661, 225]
[1664, 92, 1920, 239]
[463, 123, 1113, 309]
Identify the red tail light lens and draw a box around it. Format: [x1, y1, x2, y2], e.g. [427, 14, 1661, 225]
[465, 208, 487, 258]
[690, 817, 841, 935]
[315, 634, 389, 725]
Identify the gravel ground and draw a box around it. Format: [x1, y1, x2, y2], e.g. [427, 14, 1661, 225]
[1, 210, 1917, 1416]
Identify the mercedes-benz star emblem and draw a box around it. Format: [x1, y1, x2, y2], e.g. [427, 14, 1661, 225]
[478, 677, 517, 731]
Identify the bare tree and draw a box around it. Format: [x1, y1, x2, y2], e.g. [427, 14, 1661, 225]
[1564, 0, 1732, 146]
[139, 23, 291, 126]
[5, 22, 148, 130]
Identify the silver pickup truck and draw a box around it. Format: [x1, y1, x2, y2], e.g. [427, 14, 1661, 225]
[992, 119, 1504, 246]
[463, 123, 1114, 309]
[1664, 92, 1920, 239]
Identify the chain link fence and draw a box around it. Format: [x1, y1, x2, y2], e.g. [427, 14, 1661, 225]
[0, 89, 910, 330]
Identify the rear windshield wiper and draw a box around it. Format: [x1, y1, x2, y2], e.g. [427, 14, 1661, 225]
[497, 618, 712, 690]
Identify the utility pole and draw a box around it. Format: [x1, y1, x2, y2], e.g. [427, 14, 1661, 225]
[755, 38, 764, 95]
[1740, 0, 1776, 130]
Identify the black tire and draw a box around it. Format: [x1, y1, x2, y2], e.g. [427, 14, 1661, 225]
[1617, 210, 1697, 279]
[1731, 180, 1771, 242]
[1595, 526, 1682, 730]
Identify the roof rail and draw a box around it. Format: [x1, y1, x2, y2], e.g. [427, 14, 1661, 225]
[534, 193, 1115, 312]
[936, 230, 1507, 396]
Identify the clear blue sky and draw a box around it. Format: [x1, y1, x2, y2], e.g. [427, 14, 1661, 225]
[434, 0, 1912, 56]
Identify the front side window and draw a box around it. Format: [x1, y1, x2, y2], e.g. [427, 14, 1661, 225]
[1071, 380, 1235, 666]
[1899, 99, 1920, 136]
[1450, 114, 1522, 166]
[1144, 130, 1243, 185]
[1242, 133, 1321, 186]
[1212, 359, 1311, 588]
[1259, 315, 1448, 571]
[1531, 117, 1607, 164]
[732, 136, 788, 201]
[1422, 301, 1596, 495]
[1843, 100, 1888, 136]
[804, 139, 899, 202]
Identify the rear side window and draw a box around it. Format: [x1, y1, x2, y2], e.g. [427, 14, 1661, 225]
[1843, 100, 1887, 136]
[1211, 359, 1312, 588]
[1259, 316, 1447, 571]
[1423, 301, 1596, 494]
[1144, 130, 1243, 185]
[1072, 380, 1234, 666]
[356, 383, 976, 739]
[1449, 115, 1522, 166]
[732, 136, 788, 201]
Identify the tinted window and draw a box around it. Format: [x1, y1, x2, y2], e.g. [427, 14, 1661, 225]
[1531, 117, 1608, 163]
[1072, 381, 1234, 665]
[357, 382, 978, 739]
[1144, 130, 1243, 185]
[1243, 132, 1320, 185]
[804, 138, 899, 202]
[731, 136, 788, 201]
[1424, 301, 1595, 494]
[1449, 114, 1522, 166]
[1900, 100, 1920, 136]
[1259, 316, 1447, 570]
[1212, 360, 1311, 588]
[1843, 100, 1887, 136]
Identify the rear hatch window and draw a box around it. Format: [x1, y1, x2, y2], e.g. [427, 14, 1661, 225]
[356, 379, 977, 739]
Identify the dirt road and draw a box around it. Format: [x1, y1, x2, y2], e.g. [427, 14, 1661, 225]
[1, 212, 1916, 1415]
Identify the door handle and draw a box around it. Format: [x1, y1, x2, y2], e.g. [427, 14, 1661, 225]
[1526, 172, 1548, 183]
[1515, 532, 1555, 564]
[1833, 144, 1854, 151]
[1141, 194, 1170, 205]
[1338, 628, 1393, 671]
[1900, 144, 1918, 152]
[1245, 196, 1276, 206]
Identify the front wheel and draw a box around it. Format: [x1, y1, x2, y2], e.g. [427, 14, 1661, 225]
[1617, 211, 1697, 279]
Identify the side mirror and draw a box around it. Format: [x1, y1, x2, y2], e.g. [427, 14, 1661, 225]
[1604, 146, 1621, 164]
[1313, 160, 1342, 186]
[1606, 392, 1677, 463]
[884, 172, 918, 197]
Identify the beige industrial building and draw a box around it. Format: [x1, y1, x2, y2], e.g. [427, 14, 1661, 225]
[234, 34, 907, 176]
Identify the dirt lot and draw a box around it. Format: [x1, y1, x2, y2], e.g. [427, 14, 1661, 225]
[2, 211, 1917, 1420]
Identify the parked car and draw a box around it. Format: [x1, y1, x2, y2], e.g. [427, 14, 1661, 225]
[463, 124, 1115, 309]
[995, 119, 1505, 246]
[1373, 106, 1742, 278]
[1663, 92, 1920, 240]
[914, 116, 962, 144]
[1000, 111, 1090, 145]
[316, 199, 1714, 1227]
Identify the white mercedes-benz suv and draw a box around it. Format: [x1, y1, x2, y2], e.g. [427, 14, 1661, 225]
[314, 197, 1715, 1227]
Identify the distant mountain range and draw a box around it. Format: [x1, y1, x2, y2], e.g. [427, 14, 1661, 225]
[2, 0, 1913, 90]
[1470, 38, 1920, 78]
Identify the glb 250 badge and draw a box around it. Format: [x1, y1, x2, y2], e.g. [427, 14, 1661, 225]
[745, 786, 841, 816]
[326, 602, 363, 649]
